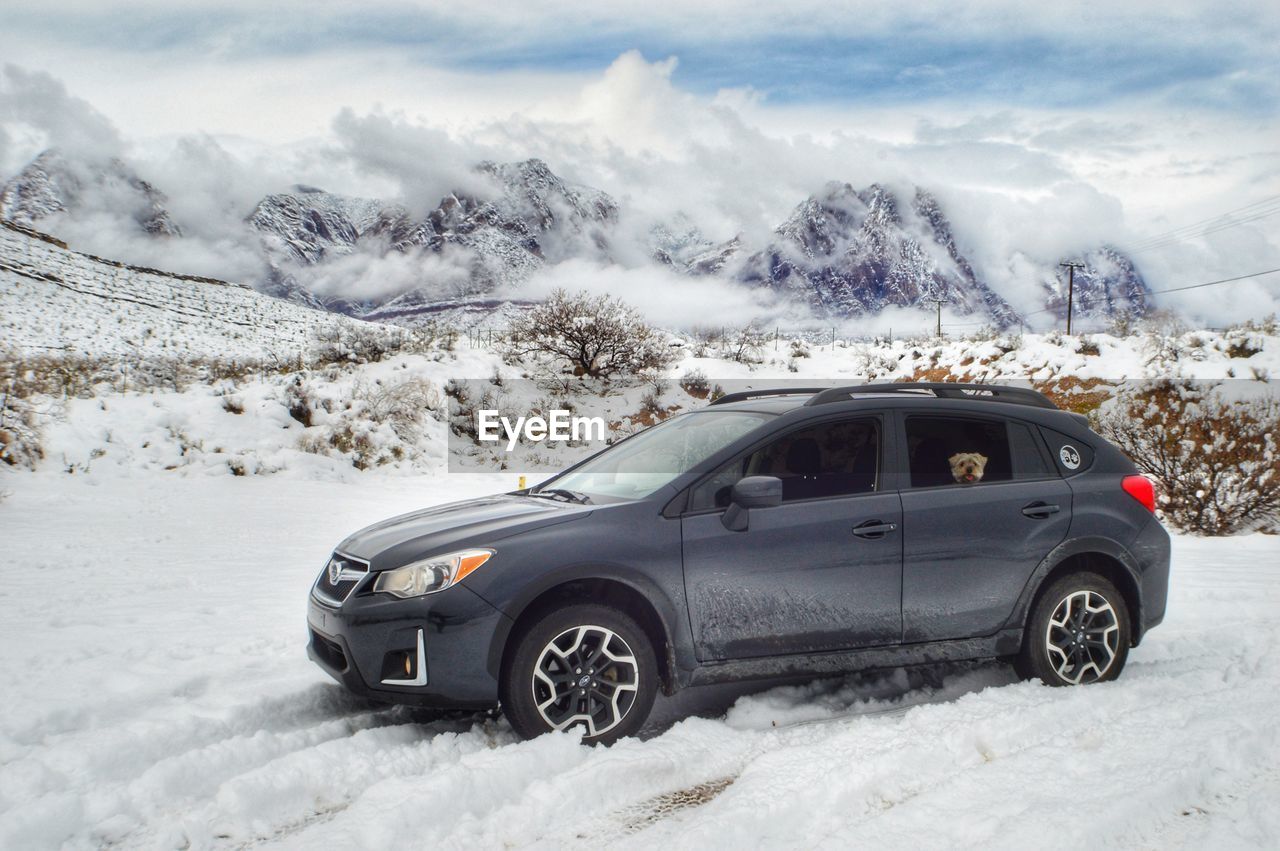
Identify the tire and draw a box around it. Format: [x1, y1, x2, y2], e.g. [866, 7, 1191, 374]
[1016, 572, 1131, 686]
[501, 603, 658, 744]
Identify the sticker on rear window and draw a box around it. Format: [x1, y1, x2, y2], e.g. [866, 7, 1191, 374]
[1059, 445, 1081, 470]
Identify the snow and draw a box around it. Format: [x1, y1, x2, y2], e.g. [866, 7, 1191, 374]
[0, 221, 394, 360]
[1, 472, 1278, 849]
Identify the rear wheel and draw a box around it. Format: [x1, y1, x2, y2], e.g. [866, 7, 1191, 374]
[1017, 572, 1130, 685]
[501, 603, 657, 744]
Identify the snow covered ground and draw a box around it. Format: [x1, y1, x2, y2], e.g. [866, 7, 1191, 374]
[1, 472, 1277, 849]
[0, 221, 395, 360]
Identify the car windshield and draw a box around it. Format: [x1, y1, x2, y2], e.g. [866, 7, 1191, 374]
[537, 410, 773, 501]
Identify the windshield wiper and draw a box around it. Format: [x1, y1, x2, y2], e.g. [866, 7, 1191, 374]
[530, 488, 592, 504]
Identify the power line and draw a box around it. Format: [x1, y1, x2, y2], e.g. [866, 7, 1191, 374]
[1126, 208, 1280, 254]
[1003, 265, 1280, 323]
[1124, 195, 1280, 248]
[1147, 266, 1280, 294]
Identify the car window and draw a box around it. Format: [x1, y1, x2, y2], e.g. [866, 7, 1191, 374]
[544, 409, 773, 500]
[906, 415, 1042, 488]
[689, 418, 879, 510]
[1009, 421, 1055, 479]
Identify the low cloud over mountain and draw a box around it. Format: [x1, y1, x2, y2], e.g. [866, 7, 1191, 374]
[1, 146, 1151, 331]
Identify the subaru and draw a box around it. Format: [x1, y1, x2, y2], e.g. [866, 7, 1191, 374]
[307, 382, 1171, 743]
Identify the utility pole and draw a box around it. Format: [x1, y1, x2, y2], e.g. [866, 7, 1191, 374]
[1059, 262, 1085, 335]
[924, 298, 945, 338]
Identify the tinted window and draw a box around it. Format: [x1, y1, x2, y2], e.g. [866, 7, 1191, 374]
[689, 418, 879, 510]
[906, 416, 1043, 487]
[1009, 421, 1055, 479]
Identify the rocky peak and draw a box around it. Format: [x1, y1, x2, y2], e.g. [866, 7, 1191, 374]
[247, 186, 385, 265]
[0, 149, 181, 237]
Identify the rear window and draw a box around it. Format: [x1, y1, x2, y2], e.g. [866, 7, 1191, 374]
[905, 416, 1057, 488]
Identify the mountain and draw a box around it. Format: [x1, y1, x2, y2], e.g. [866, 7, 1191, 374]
[2, 149, 1151, 330]
[0, 149, 181, 237]
[245, 158, 618, 322]
[248, 185, 384, 265]
[739, 182, 1021, 326]
[1042, 247, 1149, 324]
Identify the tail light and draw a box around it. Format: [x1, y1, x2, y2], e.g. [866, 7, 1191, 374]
[1122, 475, 1156, 513]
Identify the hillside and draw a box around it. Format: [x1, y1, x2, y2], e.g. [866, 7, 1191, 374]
[0, 220, 386, 360]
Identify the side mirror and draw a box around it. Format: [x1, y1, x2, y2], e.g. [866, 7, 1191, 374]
[722, 476, 782, 531]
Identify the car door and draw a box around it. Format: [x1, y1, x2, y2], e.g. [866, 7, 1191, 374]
[898, 411, 1072, 643]
[680, 414, 903, 661]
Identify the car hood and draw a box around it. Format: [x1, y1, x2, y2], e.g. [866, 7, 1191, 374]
[336, 494, 592, 567]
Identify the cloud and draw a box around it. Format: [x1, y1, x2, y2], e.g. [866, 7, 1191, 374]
[0, 65, 123, 171]
[1, 44, 1278, 328]
[511, 258, 789, 329]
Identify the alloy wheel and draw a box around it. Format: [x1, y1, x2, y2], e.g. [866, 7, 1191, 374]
[531, 624, 640, 737]
[1044, 589, 1121, 684]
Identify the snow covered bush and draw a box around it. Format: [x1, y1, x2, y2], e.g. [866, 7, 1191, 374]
[1095, 380, 1280, 534]
[502, 289, 675, 379]
[310, 320, 405, 365]
[297, 376, 443, 470]
[717, 323, 769, 365]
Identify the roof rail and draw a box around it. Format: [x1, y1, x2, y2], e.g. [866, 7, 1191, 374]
[709, 387, 833, 407]
[804, 382, 1058, 409]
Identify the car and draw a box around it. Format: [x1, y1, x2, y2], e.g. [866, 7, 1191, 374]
[307, 382, 1171, 744]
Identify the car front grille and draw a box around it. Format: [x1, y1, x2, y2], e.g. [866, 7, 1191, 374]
[312, 552, 369, 607]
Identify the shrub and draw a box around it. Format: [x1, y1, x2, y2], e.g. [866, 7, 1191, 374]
[283, 377, 315, 427]
[503, 290, 676, 379]
[718, 323, 769, 365]
[679, 369, 712, 399]
[353, 378, 441, 442]
[311, 320, 403, 366]
[1094, 380, 1280, 534]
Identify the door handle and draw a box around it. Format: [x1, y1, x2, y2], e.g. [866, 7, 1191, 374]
[1021, 502, 1061, 519]
[852, 520, 897, 539]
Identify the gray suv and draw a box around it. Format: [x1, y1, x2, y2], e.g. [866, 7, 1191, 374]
[307, 383, 1170, 743]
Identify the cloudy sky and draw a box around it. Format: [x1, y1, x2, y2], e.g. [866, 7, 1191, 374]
[1, 0, 1278, 326]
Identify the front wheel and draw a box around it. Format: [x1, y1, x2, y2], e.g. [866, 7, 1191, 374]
[1017, 572, 1131, 686]
[501, 603, 658, 744]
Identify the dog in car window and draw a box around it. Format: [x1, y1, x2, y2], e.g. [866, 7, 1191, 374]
[949, 452, 988, 484]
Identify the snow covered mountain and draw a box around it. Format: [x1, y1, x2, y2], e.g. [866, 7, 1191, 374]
[248, 185, 384, 265]
[1, 149, 1152, 330]
[247, 158, 618, 322]
[737, 183, 1021, 325]
[0, 149, 181, 237]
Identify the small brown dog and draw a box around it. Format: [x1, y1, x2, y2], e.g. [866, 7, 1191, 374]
[949, 452, 989, 484]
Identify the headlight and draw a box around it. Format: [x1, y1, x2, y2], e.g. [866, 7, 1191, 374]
[372, 548, 494, 598]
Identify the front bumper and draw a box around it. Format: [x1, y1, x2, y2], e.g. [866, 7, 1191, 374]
[307, 582, 512, 709]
